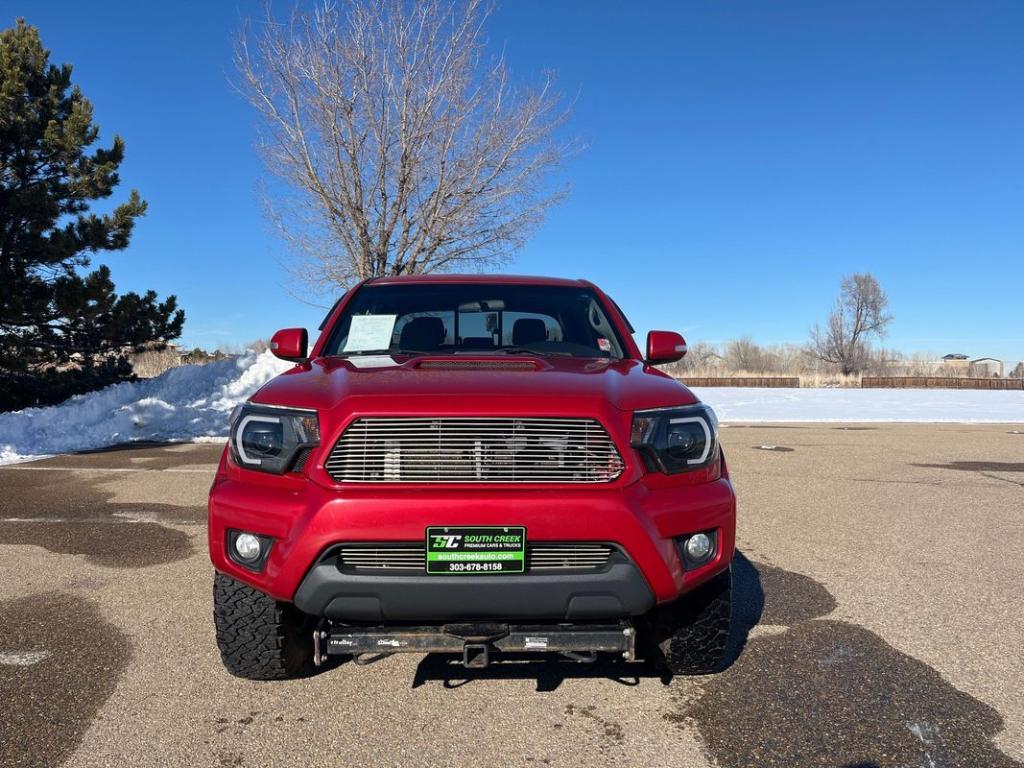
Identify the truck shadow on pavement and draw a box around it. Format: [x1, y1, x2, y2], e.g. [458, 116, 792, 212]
[409, 553, 827, 692]
[911, 461, 1024, 473]
[410, 553, 769, 692]
[411, 652, 660, 692]
[412, 553, 1022, 768]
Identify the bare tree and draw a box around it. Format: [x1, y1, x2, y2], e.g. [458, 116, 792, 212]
[725, 336, 780, 373]
[810, 273, 893, 375]
[236, 0, 574, 293]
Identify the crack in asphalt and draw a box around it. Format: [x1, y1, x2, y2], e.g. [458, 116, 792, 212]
[979, 472, 1024, 488]
[907, 461, 1024, 489]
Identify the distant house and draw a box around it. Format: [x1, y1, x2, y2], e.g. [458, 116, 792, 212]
[942, 353, 970, 372]
[970, 358, 1003, 377]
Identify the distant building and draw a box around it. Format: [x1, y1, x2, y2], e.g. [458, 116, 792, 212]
[703, 352, 726, 368]
[942, 353, 970, 372]
[970, 358, 1003, 377]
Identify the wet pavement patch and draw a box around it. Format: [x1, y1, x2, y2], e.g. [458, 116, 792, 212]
[1, 519, 193, 568]
[36, 441, 225, 470]
[0, 456, 198, 567]
[754, 445, 795, 452]
[674, 557, 1022, 768]
[0, 592, 130, 768]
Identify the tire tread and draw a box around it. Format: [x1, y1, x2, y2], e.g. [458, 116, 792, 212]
[213, 572, 312, 680]
[648, 568, 732, 676]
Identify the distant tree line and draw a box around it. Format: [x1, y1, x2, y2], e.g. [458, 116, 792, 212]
[664, 273, 897, 382]
[0, 20, 184, 411]
[665, 272, 1018, 384]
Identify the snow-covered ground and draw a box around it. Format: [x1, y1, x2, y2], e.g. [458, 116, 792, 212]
[0, 351, 290, 465]
[1, 355, 1022, 465]
[693, 386, 1024, 424]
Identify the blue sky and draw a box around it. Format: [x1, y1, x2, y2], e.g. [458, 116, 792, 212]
[7, 1, 1023, 364]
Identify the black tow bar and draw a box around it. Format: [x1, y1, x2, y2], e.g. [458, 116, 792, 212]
[315, 621, 636, 668]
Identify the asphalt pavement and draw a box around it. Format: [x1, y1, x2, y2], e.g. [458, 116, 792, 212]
[0, 425, 1022, 768]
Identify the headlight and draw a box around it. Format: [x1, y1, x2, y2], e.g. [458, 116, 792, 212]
[630, 404, 719, 475]
[229, 404, 320, 474]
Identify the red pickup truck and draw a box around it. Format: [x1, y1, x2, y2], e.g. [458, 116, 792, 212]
[209, 275, 735, 679]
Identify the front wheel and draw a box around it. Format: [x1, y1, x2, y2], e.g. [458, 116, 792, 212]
[213, 573, 315, 680]
[644, 567, 732, 675]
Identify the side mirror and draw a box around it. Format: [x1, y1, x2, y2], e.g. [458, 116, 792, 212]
[270, 328, 308, 362]
[646, 331, 687, 365]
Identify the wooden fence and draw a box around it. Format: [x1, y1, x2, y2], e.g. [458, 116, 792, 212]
[677, 376, 1023, 389]
[680, 377, 801, 388]
[861, 377, 1024, 390]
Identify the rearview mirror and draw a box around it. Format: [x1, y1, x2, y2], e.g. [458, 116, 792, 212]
[646, 331, 687, 365]
[270, 328, 308, 362]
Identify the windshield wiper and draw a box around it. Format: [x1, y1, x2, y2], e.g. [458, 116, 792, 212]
[496, 347, 573, 357]
[333, 349, 428, 357]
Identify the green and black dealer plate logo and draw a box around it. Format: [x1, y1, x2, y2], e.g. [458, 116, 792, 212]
[425, 526, 526, 575]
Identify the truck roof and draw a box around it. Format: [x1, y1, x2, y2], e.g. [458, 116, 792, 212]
[368, 274, 589, 288]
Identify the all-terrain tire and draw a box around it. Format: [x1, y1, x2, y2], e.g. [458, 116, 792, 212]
[213, 572, 315, 680]
[645, 567, 732, 676]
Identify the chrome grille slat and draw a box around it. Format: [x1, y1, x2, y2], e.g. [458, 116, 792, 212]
[326, 417, 623, 483]
[336, 543, 614, 571]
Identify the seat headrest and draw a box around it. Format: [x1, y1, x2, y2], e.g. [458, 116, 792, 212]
[512, 318, 547, 346]
[399, 316, 446, 351]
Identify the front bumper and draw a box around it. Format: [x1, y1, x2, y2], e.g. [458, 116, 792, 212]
[294, 547, 654, 621]
[208, 459, 736, 615]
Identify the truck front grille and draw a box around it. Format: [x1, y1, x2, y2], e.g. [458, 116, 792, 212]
[336, 543, 615, 572]
[325, 417, 624, 483]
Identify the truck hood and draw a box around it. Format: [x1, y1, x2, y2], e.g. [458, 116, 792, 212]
[251, 355, 696, 414]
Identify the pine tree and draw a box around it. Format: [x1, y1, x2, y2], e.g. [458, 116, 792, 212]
[0, 19, 184, 410]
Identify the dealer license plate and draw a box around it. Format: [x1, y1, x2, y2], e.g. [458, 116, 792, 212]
[425, 526, 526, 575]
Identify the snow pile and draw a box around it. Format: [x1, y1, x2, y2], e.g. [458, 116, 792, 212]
[693, 386, 1024, 423]
[0, 351, 291, 464]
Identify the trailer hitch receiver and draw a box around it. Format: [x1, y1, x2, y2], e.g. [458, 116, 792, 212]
[463, 643, 490, 668]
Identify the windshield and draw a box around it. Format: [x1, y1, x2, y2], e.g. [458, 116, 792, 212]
[323, 283, 627, 359]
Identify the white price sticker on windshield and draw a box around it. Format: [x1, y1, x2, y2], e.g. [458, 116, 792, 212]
[344, 314, 397, 352]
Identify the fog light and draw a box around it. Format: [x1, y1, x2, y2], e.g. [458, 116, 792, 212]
[685, 533, 712, 562]
[234, 533, 262, 561]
